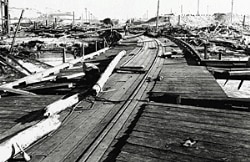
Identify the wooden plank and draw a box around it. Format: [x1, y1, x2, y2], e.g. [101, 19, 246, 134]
[144, 104, 250, 119]
[117, 151, 165, 162]
[0, 48, 109, 88]
[142, 109, 250, 129]
[0, 87, 36, 96]
[131, 129, 250, 157]
[127, 134, 250, 161]
[137, 117, 250, 141]
[139, 115, 250, 136]
[121, 143, 213, 162]
[134, 124, 250, 150]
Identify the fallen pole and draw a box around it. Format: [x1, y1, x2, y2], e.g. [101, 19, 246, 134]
[44, 50, 126, 116]
[44, 93, 80, 116]
[7, 9, 33, 75]
[92, 50, 126, 95]
[0, 87, 36, 96]
[0, 116, 61, 162]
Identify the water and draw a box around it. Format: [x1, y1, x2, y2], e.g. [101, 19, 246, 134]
[38, 52, 76, 66]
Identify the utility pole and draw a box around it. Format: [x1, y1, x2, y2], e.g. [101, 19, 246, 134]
[88, 11, 91, 24]
[197, 0, 200, 15]
[181, 5, 183, 15]
[72, 11, 75, 26]
[85, 8, 87, 23]
[207, 5, 209, 15]
[231, 0, 234, 24]
[156, 0, 160, 31]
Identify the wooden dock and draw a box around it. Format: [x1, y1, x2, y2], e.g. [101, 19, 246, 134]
[114, 102, 250, 162]
[1, 36, 250, 162]
[149, 57, 228, 107]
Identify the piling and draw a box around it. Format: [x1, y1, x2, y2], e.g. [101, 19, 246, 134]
[95, 41, 98, 52]
[204, 44, 208, 59]
[62, 48, 66, 63]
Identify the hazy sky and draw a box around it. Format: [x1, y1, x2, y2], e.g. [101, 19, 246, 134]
[9, 0, 250, 19]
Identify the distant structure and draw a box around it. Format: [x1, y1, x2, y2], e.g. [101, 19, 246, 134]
[0, 0, 9, 35]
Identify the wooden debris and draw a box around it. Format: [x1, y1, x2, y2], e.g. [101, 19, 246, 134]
[92, 50, 126, 95]
[0, 87, 36, 96]
[0, 48, 109, 88]
[0, 115, 61, 162]
[44, 93, 80, 116]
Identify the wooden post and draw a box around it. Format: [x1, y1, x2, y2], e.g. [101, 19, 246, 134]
[85, 8, 88, 23]
[178, 15, 181, 26]
[34, 21, 36, 30]
[81, 43, 85, 57]
[72, 11, 75, 26]
[243, 15, 246, 27]
[156, 0, 160, 31]
[231, 0, 234, 24]
[95, 41, 98, 52]
[54, 18, 57, 29]
[204, 44, 208, 59]
[62, 48, 66, 63]
[218, 52, 222, 60]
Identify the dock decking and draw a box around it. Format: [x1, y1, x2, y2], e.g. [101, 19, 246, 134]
[1, 36, 250, 162]
[114, 103, 250, 162]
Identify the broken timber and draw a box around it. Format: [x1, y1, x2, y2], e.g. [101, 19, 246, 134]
[44, 50, 126, 116]
[92, 50, 126, 95]
[0, 116, 61, 162]
[0, 48, 109, 89]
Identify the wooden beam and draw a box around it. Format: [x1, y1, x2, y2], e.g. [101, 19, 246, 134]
[0, 87, 36, 96]
[0, 116, 61, 162]
[44, 93, 80, 116]
[0, 47, 109, 88]
[92, 50, 126, 95]
[44, 50, 124, 116]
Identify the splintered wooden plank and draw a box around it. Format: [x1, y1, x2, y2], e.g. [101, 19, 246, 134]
[0, 48, 109, 88]
[0, 87, 36, 96]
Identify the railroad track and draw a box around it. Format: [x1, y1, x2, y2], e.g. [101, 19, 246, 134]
[75, 38, 163, 162]
[6, 36, 161, 162]
[165, 35, 202, 65]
